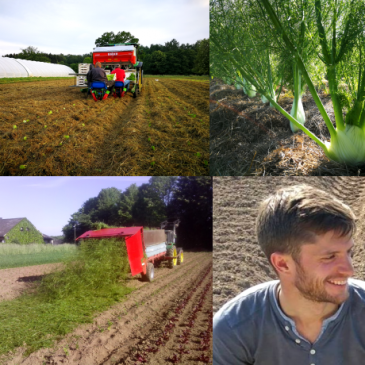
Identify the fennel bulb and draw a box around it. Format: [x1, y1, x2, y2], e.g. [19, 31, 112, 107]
[324, 125, 365, 165]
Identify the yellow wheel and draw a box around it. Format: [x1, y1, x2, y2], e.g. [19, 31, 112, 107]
[167, 246, 177, 268]
[177, 248, 183, 265]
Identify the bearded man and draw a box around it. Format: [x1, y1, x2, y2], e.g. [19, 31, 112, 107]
[213, 184, 364, 365]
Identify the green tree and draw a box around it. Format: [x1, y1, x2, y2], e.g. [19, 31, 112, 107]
[118, 184, 139, 226]
[95, 31, 139, 47]
[169, 177, 212, 250]
[132, 184, 166, 227]
[149, 50, 167, 74]
[96, 188, 122, 226]
[83, 56, 92, 63]
[193, 39, 209, 75]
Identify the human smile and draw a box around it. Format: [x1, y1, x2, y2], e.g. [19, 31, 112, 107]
[327, 279, 347, 286]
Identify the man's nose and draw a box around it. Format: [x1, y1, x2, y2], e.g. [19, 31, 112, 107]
[338, 256, 354, 277]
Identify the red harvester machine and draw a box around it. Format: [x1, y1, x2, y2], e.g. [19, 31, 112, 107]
[76, 221, 182, 282]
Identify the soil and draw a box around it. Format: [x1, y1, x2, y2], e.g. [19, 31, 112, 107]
[0, 263, 62, 302]
[210, 78, 365, 176]
[1, 251, 212, 365]
[213, 177, 365, 314]
[0, 78, 209, 176]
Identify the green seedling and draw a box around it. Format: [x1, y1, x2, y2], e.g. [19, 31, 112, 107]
[19, 165, 26, 169]
[60, 142, 63, 146]
[148, 137, 151, 142]
[63, 347, 69, 356]
[13, 125, 17, 129]
[151, 161, 155, 166]
[64, 135, 69, 139]
[187, 141, 190, 145]
[23, 137, 27, 141]
[44, 125, 47, 128]
[196, 152, 201, 157]
[152, 146, 155, 151]
[204, 160, 208, 166]
[48, 111, 52, 115]
[63, 108, 65, 109]
[23, 120, 27, 123]
[82, 123, 85, 127]
[73, 104, 75, 106]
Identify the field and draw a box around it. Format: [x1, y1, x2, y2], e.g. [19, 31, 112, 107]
[210, 79, 365, 176]
[0, 244, 77, 269]
[213, 177, 365, 314]
[0, 77, 209, 176]
[0, 251, 212, 365]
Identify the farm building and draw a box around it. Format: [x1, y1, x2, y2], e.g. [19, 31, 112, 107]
[0, 218, 45, 244]
[0, 57, 74, 78]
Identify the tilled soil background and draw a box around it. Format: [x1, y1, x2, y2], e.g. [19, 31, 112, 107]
[213, 177, 365, 314]
[210, 79, 364, 176]
[0, 78, 209, 176]
[1, 252, 212, 365]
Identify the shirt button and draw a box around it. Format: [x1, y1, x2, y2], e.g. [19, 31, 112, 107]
[285, 326, 290, 331]
[310, 349, 316, 355]
[295, 339, 301, 344]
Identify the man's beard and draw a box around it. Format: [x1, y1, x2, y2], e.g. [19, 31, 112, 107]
[294, 261, 350, 305]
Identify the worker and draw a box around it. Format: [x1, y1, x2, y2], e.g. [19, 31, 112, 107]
[110, 64, 130, 96]
[86, 62, 107, 84]
[86, 62, 109, 100]
[213, 184, 364, 365]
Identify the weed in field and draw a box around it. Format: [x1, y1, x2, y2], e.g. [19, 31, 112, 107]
[0, 238, 133, 357]
[152, 146, 155, 151]
[151, 161, 155, 167]
[13, 125, 17, 129]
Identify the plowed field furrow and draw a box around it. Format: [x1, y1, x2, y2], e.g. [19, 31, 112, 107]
[0, 78, 209, 175]
[213, 177, 365, 314]
[102, 265, 212, 365]
[4, 252, 212, 365]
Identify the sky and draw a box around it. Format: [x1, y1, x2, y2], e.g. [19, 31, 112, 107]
[0, 0, 209, 57]
[0, 177, 151, 236]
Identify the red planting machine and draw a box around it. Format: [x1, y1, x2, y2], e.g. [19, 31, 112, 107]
[76, 220, 182, 282]
[70, 43, 143, 100]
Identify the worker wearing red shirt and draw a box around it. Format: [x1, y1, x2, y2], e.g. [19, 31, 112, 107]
[111, 65, 130, 96]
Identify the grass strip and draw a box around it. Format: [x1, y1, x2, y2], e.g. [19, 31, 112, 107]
[0, 77, 73, 84]
[0, 238, 134, 357]
[0, 251, 76, 269]
[0, 244, 78, 269]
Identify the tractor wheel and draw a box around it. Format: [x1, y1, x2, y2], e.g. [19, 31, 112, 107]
[167, 246, 177, 269]
[177, 248, 183, 265]
[141, 263, 154, 282]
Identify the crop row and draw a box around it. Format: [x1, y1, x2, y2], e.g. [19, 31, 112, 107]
[129, 264, 212, 364]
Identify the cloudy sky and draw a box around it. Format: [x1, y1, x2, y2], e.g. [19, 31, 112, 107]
[0, 0, 209, 56]
[0, 177, 151, 236]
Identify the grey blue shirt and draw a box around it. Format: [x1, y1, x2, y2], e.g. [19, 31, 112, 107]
[213, 279, 365, 365]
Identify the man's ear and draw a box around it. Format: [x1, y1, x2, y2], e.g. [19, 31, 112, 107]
[270, 252, 292, 275]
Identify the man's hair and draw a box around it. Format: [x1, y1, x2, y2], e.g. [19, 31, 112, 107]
[115, 64, 121, 68]
[95, 62, 102, 68]
[256, 184, 356, 264]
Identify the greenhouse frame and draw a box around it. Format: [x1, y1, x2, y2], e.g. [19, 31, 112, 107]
[0, 57, 74, 78]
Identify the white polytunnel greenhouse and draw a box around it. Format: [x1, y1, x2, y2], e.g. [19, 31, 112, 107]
[0, 57, 74, 78]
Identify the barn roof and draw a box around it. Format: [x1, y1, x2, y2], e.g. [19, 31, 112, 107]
[0, 218, 25, 236]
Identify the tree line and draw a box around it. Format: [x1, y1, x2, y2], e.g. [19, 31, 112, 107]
[62, 177, 212, 251]
[3, 31, 208, 75]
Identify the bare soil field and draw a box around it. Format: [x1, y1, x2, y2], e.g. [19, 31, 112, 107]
[0, 78, 209, 176]
[213, 177, 365, 314]
[210, 79, 364, 176]
[0, 263, 62, 302]
[1, 252, 212, 365]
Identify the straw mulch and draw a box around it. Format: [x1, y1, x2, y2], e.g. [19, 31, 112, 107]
[0, 78, 209, 176]
[210, 78, 365, 176]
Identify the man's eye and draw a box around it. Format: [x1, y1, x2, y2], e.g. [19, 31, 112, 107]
[324, 255, 335, 260]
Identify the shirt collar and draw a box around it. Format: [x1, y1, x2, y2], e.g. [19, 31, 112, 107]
[270, 281, 349, 338]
